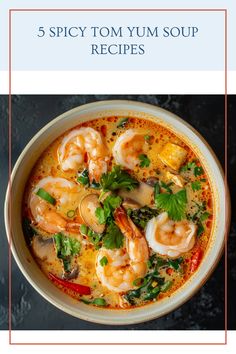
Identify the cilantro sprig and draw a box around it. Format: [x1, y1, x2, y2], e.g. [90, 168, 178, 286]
[53, 233, 81, 272]
[103, 222, 124, 249]
[100, 165, 138, 192]
[139, 154, 151, 168]
[155, 189, 187, 221]
[180, 160, 204, 177]
[95, 194, 122, 225]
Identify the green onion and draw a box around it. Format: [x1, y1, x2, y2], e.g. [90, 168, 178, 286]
[100, 256, 108, 266]
[67, 210, 75, 218]
[117, 117, 128, 128]
[36, 188, 56, 205]
[144, 134, 151, 142]
[161, 280, 173, 292]
[92, 298, 107, 307]
[80, 224, 88, 235]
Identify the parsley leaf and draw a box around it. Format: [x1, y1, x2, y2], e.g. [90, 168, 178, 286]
[139, 154, 150, 168]
[103, 222, 124, 249]
[187, 201, 210, 236]
[100, 256, 108, 266]
[180, 160, 204, 177]
[155, 189, 187, 221]
[100, 165, 138, 192]
[87, 228, 103, 249]
[194, 166, 204, 177]
[191, 181, 201, 191]
[180, 161, 197, 172]
[200, 211, 210, 222]
[95, 194, 122, 224]
[77, 169, 89, 186]
[53, 233, 81, 272]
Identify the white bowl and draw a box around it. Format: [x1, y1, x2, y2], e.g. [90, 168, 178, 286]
[4, 100, 230, 325]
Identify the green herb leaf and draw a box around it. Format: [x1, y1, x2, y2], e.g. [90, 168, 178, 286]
[36, 188, 56, 205]
[53, 233, 81, 272]
[100, 165, 138, 192]
[100, 256, 108, 266]
[129, 206, 159, 229]
[194, 166, 204, 177]
[117, 117, 129, 128]
[22, 217, 36, 245]
[155, 189, 187, 221]
[154, 182, 160, 203]
[139, 154, 151, 168]
[103, 222, 124, 249]
[161, 280, 173, 292]
[81, 297, 107, 306]
[92, 298, 107, 306]
[180, 161, 197, 172]
[197, 221, 205, 236]
[144, 134, 151, 142]
[191, 181, 201, 191]
[95, 194, 122, 224]
[77, 169, 89, 186]
[200, 211, 210, 222]
[160, 181, 173, 193]
[168, 257, 183, 271]
[90, 180, 101, 189]
[80, 224, 88, 235]
[87, 228, 103, 249]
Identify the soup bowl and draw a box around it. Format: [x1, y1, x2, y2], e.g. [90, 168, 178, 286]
[4, 100, 230, 325]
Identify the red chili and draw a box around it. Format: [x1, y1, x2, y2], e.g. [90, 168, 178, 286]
[101, 125, 107, 137]
[190, 248, 203, 273]
[48, 272, 91, 295]
[166, 267, 174, 275]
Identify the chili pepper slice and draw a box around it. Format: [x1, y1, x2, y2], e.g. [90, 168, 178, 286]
[190, 248, 203, 273]
[48, 272, 91, 295]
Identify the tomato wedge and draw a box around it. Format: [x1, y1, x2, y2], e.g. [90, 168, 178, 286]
[48, 272, 91, 295]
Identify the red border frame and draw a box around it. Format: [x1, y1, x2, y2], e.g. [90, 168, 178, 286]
[8, 8, 228, 346]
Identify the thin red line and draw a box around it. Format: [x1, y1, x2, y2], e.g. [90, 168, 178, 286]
[224, 9, 228, 346]
[8, 8, 12, 346]
[8, 7, 227, 346]
[10, 342, 227, 346]
[9, 8, 226, 12]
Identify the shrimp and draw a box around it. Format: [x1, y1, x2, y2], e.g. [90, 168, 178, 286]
[29, 177, 82, 234]
[145, 212, 197, 258]
[58, 127, 109, 182]
[96, 207, 149, 293]
[112, 129, 148, 169]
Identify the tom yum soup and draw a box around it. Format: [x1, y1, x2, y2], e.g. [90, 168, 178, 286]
[22, 116, 213, 309]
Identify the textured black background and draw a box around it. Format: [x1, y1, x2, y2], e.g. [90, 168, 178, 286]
[0, 95, 235, 330]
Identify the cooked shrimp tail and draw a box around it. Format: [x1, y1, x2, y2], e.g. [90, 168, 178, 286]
[114, 207, 143, 239]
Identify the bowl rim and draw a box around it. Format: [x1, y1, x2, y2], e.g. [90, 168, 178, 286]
[4, 99, 231, 325]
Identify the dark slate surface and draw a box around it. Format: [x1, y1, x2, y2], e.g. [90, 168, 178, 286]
[0, 95, 235, 330]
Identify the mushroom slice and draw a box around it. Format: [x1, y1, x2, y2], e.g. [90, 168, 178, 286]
[118, 182, 154, 207]
[79, 194, 105, 234]
[31, 235, 56, 263]
[166, 171, 185, 187]
[122, 197, 141, 210]
[159, 143, 187, 171]
[62, 265, 79, 280]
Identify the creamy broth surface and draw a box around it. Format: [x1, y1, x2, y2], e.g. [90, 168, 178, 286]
[22, 116, 213, 309]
